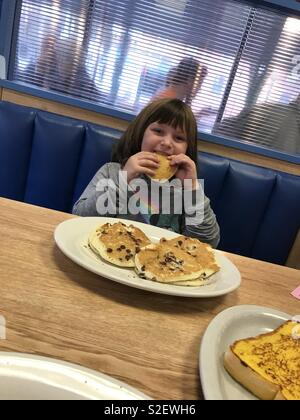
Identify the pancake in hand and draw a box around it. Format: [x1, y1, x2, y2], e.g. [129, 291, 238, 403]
[135, 235, 220, 285]
[88, 222, 151, 267]
[150, 152, 177, 182]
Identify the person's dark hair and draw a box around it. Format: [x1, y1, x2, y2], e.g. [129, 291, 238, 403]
[166, 57, 200, 86]
[112, 98, 198, 167]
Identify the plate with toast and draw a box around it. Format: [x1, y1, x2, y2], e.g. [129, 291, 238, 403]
[200, 305, 299, 400]
[54, 217, 241, 298]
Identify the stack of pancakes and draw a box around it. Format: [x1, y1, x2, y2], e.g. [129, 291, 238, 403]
[88, 222, 220, 286]
[135, 236, 219, 286]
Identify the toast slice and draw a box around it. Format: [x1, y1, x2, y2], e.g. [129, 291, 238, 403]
[224, 320, 300, 400]
[88, 222, 151, 267]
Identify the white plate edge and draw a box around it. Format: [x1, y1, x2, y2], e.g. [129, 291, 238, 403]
[199, 305, 292, 400]
[0, 352, 149, 400]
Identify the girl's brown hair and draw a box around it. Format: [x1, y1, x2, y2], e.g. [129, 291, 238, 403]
[112, 98, 198, 167]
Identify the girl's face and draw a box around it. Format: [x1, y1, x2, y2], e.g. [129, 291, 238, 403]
[141, 122, 188, 156]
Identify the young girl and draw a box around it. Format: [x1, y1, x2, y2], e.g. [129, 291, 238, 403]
[73, 98, 220, 248]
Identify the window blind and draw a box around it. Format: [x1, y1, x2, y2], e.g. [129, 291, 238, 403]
[215, 7, 300, 154]
[11, 0, 300, 155]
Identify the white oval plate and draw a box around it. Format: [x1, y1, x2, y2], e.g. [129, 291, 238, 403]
[0, 352, 149, 400]
[54, 217, 241, 298]
[199, 305, 291, 400]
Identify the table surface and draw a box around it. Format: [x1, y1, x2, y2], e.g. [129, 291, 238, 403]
[0, 198, 299, 399]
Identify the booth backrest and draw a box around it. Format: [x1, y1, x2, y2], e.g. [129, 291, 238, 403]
[1, 101, 299, 265]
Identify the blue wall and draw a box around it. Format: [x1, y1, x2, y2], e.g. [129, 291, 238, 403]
[262, 0, 300, 12]
[245, 0, 300, 13]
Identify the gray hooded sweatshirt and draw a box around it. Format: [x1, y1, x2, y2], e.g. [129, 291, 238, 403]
[73, 163, 220, 248]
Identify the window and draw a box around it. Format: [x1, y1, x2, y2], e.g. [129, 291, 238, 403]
[9, 0, 300, 155]
[214, 9, 300, 155]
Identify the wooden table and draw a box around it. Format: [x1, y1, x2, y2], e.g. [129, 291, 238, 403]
[0, 198, 299, 399]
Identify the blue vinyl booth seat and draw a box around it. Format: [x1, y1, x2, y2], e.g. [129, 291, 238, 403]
[1, 100, 299, 266]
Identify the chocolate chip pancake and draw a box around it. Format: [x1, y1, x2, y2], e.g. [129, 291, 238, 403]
[135, 235, 220, 285]
[88, 222, 151, 267]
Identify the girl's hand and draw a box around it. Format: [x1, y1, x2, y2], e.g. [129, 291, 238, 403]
[168, 154, 199, 190]
[123, 152, 159, 183]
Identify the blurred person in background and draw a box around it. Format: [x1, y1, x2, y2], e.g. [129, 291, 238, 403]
[152, 57, 207, 106]
[19, 35, 104, 103]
